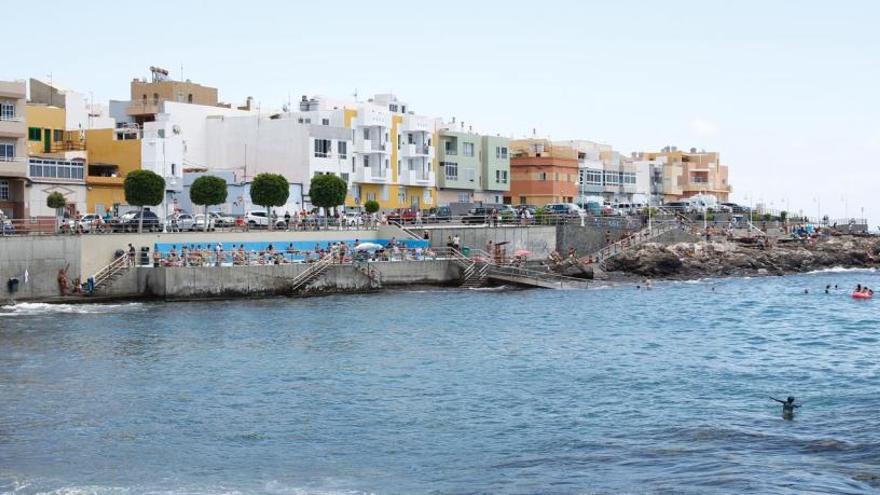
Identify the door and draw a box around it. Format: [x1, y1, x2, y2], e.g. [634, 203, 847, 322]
[43, 128, 51, 153]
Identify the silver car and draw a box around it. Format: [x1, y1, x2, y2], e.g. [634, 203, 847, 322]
[166, 213, 195, 232]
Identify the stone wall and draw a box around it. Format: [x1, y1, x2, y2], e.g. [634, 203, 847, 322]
[0, 236, 82, 301]
[142, 260, 461, 301]
[420, 226, 558, 259]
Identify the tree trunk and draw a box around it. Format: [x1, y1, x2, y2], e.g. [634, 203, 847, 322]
[138, 206, 144, 233]
[267, 206, 273, 231]
[204, 204, 209, 232]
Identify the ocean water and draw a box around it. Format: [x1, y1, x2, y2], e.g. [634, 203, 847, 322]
[1, 270, 879, 494]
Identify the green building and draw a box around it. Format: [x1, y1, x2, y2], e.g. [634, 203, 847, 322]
[437, 125, 509, 206]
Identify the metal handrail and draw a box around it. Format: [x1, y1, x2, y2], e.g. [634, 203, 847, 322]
[289, 254, 333, 291]
[92, 253, 132, 288]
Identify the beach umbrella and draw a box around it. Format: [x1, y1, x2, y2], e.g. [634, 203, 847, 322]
[355, 242, 383, 251]
[514, 249, 531, 257]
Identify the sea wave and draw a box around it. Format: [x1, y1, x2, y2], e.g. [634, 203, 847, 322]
[805, 266, 878, 274]
[0, 302, 144, 316]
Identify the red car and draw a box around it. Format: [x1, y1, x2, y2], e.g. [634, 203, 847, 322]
[387, 208, 418, 224]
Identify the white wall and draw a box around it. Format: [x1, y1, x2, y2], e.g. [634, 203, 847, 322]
[27, 182, 87, 217]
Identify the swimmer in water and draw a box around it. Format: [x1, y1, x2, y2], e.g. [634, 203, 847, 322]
[804, 289, 809, 294]
[770, 396, 800, 420]
[825, 284, 831, 294]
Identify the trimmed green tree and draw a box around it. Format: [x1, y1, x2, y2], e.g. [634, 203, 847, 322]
[364, 200, 380, 214]
[46, 192, 66, 233]
[124, 169, 165, 233]
[190, 175, 228, 232]
[309, 174, 348, 229]
[250, 173, 289, 230]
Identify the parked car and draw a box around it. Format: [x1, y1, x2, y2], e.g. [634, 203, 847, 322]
[462, 206, 491, 224]
[112, 210, 161, 232]
[721, 202, 749, 214]
[166, 213, 195, 232]
[662, 201, 695, 214]
[192, 214, 217, 231]
[245, 210, 286, 229]
[386, 208, 418, 224]
[544, 203, 586, 219]
[581, 201, 602, 216]
[208, 211, 235, 227]
[426, 206, 452, 223]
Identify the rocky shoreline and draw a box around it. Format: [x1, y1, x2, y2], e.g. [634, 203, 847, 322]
[603, 235, 880, 279]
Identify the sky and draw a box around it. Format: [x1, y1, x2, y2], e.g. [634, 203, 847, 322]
[7, 0, 880, 223]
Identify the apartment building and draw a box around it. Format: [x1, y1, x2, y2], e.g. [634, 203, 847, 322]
[121, 66, 222, 126]
[637, 146, 731, 202]
[297, 93, 438, 210]
[0, 80, 28, 219]
[436, 121, 510, 205]
[506, 139, 578, 206]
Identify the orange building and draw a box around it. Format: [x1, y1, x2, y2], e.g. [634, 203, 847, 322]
[506, 139, 578, 206]
[638, 147, 731, 202]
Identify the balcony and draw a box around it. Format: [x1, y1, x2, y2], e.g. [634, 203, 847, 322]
[398, 167, 436, 187]
[87, 175, 124, 186]
[0, 118, 25, 138]
[400, 143, 433, 158]
[0, 157, 28, 178]
[356, 139, 388, 154]
[126, 99, 161, 116]
[0, 81, 25, 99]
[352, 165, 390, 184]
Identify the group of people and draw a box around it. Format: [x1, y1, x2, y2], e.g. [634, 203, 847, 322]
[853, 284, 874, 296]
[143, 239, 438, 268]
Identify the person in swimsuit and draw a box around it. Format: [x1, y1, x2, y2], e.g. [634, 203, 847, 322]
[770, 396, 800, 420]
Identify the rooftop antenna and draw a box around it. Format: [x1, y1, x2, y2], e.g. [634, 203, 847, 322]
[47, 73, 53, 106]
[180, 63, 183, 81]
[353, 88, 358, 101]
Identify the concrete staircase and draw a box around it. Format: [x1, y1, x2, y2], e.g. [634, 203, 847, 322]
[290, 255, 334, 292]
[87, 253, 133, 295]
[442, 248, 589, 289]
[590, 214, 692, 269]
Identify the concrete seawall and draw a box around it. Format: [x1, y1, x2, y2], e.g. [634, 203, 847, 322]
[99, 260, 461, 301]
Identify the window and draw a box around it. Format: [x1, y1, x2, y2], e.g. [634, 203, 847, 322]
[604, 170, 619, 185]
[495, 146, 508, 159]
[366, 192, 376, 202]
[322, 118, 330, 126]
[363, 128, 370, 140]
[314, 139, 331, 158]
[519, 196, 527, 205]
[158, 129, 166, 138]
[171, 163, 176, 176]
[443, 140, 457, 155]
[28, 158, 84, 180]
[389, 104, 398, 112]
[462, 142, 475, 157]
[0, 102, 14, 121]
[407, 133, 415, 145]
[53, 129, 63, 142]
[188, 93, 193, 103]
[458, 193, 470, 203]
[537, 172, 547, 181]
[398, 189, 406, 204]
[341, 172, 349, 183]
[0, 180, 8, 200]
[338, 141, 347, 159]
[0, 143, 14, 161]
[363, 155, 370, 168]
[442, 161, 458, 181]
[28, 127, 41, 141]
[496, 170, 508, 184]
[586, 169, 603, 185]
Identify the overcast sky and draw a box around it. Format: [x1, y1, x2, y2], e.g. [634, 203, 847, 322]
[8, 0, 879, 223]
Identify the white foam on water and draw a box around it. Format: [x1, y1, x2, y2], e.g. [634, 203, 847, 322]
[805, 266, 878, 275]
[0, 302, 144, 316]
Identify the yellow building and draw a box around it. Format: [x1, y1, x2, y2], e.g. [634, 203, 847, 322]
[25, 105, 68, 155]
[83, 128, 141, 214]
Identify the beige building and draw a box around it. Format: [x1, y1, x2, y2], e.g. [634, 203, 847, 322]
[0, 80, 28, 219]
[125, 66, 222, 125]
[638, 147, 731, 202]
